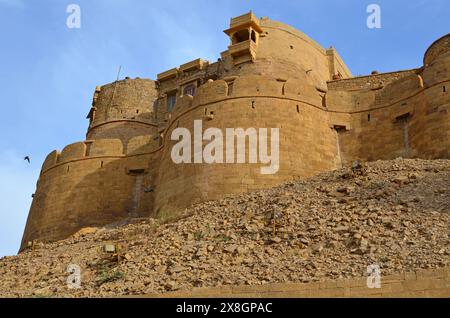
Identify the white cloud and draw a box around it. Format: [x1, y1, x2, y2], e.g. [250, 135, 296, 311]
[0, 150, 39, 257]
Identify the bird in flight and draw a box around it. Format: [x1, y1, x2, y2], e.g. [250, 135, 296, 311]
[24, 156, 31, 163]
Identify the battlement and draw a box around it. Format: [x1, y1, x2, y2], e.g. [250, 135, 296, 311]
[39, 136, 162, 175]
[327, 69, 419, 91]
[166, 75, 324, 115]
[157, 59, 210, 82]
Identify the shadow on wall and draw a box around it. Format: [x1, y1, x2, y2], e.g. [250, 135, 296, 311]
[20, 141, 161, 250]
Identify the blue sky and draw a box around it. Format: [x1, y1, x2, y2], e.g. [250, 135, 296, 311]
[0, 0, 448, 257]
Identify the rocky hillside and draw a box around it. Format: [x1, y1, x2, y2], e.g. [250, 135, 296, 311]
[0, 159, 448, 297]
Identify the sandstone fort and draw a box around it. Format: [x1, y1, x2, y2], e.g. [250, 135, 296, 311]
[21, 12, 450, 251]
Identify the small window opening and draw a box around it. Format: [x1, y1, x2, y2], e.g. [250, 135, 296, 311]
[227, 82, 234, 96]
[334, 125, 347, 133]
[251, 30, 257, 43]
[101, 161, 104, 168]
[368, 114, 371, 122]
[84, 142, 93, 157]
[183, 84, 196, 97]
[167, 92, 177, 112]
[444, 86, 447, 93]
[395, 113, 411, 123]
[296, 105, 300, 113]
[136, 109, 139, 114]
[128, 169, 145, 175]
[251, 101, 256, 109]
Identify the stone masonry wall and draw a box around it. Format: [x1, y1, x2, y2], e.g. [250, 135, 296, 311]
[158, 267, 450, 298]
[86, 78, 158, 144]
[20, 15, 450, 250]
[20, 137, 162, 250]
[153, 75, 340, 217]
[328, 51, 450, 164]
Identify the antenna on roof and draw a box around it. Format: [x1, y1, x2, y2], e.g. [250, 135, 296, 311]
[108, 65, 122, 108]
[116, 65, 122, 82]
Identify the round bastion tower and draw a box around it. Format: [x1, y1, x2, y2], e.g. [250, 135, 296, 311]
[86, 78, 159, 148]
[418, 34, 450, 158]
[152, 13, 352, 216]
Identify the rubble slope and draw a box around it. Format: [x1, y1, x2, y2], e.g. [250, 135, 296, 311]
[0, 159, 448, 297]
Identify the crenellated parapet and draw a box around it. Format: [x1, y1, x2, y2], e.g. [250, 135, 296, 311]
[38, 136, 162, 177]
[165, 75, 325, 119]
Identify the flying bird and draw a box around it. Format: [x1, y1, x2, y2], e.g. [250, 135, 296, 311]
[24, 156, 31, 164]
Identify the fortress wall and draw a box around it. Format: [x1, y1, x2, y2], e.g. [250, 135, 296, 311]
[254, 19, 332, 84]
[423, 53, 450, 86]
[350, 90, 376, 112]
[20, 138, 161, 250]
[160, 268, 450, 298]
[87, 121, 158, 148]
[409, 89, 449, 159]
[326, 90, 353, 113]
[170, 76, 324, 117]
[90, 78, 157, 126]
[331, 49, 353, 79]
[333, 57, 449, 164]
[283, 79, 323, 105]
[191, 80, 228, 108]
[154, 76, 339, 217]
[127, 135, 162, 155]
[375, 74, 423, 106]
[333, 75, 424, 163]
[59, 142, 86, 163]
[21, 20, 449, 250]
[41, 150, 60, 173]
[424, 34, 450, 66]
[412, 53, 450, 159]
[327, 69, 418, 92]
[88, 139, 123, 156]
[87, 78, 158, 143]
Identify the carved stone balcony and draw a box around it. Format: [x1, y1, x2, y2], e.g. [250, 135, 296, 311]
[228, 40, 258, 65]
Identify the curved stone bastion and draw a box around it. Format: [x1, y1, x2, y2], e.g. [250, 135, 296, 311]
[20, 12, 450, 251]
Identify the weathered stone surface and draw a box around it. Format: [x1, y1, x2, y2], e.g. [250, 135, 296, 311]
[21, 14, 450, 251]
[1, 159, 449, 297]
